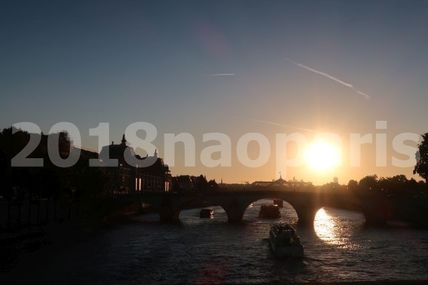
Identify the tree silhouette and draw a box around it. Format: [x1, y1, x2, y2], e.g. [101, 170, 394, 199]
[347, 179, 358, 191]
[359, 175, 378, 192]
[414, 133, 428, 182]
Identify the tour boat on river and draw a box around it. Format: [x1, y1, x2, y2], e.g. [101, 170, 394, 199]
[269, 224, 304, 259]
[259, 204, 281, 219]
[273, 199, 284, 208]
[199, 208, 214, 218]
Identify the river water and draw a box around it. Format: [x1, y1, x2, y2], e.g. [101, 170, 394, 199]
[3, 200, 428, 284]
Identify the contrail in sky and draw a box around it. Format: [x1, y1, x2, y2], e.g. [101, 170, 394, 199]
[208, 73, 235, 77]
[285, 58, 370, 100]
[251, 118, 316, 133]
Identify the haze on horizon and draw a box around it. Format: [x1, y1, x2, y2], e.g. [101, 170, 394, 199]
[1, 0, 428, 184]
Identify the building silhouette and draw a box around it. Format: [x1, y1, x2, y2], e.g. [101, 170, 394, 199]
[99, 135, 171, 194]
[252, 175, 313, 189]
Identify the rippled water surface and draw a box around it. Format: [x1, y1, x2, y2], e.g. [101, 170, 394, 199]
[4, 200, 428, 284]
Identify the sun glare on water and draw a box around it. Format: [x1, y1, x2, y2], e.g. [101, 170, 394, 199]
[304, 138, 341, 172]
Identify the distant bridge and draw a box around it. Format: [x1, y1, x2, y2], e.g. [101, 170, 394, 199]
[131, 186, 391, 226]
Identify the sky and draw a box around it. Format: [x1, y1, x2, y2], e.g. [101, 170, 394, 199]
[1, 0, 428, 184]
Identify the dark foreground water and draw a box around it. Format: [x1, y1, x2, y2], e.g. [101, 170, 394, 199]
[3, 200, 428, 284]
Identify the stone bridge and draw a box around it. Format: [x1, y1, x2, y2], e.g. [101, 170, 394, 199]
[136, 186, 391, 226]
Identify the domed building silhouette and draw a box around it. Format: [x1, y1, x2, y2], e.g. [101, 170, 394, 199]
[99, 135, 171, 194]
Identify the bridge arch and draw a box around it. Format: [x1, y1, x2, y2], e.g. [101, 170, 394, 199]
[246, 196, 321, 226]
[242, 198, 298, 224]
[217, 193, 322, 226]
[177, 205, 228, 223]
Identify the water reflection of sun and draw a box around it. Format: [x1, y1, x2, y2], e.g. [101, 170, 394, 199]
[314, 208, 363, 250]
[314, 208, 337, 242]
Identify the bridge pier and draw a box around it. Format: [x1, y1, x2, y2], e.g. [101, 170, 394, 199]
[159, 206, 180, 223]
[360, 197, 392, 226]
[294, 205, 318, 227]
[362, 207, 389, 226]
[225, 208, 245, 223]
[222, 200, 247, 224]
[158, 195, 181, 223]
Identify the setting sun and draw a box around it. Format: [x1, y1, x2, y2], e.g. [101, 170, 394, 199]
[304, 138, 341, 172]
